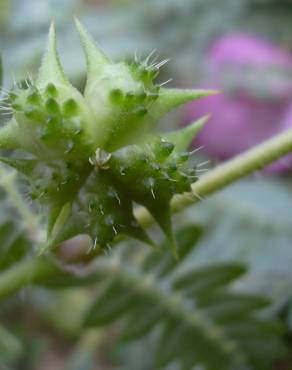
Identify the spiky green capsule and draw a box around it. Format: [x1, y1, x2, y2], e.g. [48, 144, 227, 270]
[0, 20, 215, 257]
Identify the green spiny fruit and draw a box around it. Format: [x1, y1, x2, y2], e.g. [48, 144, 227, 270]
[0, 19, 216, 257]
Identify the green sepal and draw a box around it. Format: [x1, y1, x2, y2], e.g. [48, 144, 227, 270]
[36, 20, 92, 149]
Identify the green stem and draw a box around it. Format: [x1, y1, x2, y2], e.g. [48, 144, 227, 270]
[0, 256, 58, 299]
[1, 129, 292, 297]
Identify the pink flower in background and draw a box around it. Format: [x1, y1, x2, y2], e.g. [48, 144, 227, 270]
[185, 34, 292, 173]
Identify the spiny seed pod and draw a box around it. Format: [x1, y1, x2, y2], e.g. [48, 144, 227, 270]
[0, 19, 215, 257]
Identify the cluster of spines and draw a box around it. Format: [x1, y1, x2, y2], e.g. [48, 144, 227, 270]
[121, 52, 170, 115]
[68, 138, 199, 255]
[103, 57, 165, 150]
[7, 82, 91, 159]
[29, 160, 88, 203]
[47, 135, 200, 255]
[82, 171, 151, 251]
[131, 48, 170, 89]
[109, 86, 159, 117]
[110, 139, 194, 199]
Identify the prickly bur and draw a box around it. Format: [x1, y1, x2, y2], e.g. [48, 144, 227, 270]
[0, 20, 215, 257]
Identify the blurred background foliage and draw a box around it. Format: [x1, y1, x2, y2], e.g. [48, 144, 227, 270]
[0, 0, 292, 369]
[1, 0, 292, 83]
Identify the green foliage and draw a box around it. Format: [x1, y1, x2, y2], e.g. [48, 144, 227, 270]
[0, 211, 31, 271]
[0, 21, 214, 256]
[185, 179, 292, 314]
[3, 0, 291, 85]
[0, 56, 3, 89]
[0, 181, 32, 271]
[0, 326, 22, 366]
[83, 225, 284, 370]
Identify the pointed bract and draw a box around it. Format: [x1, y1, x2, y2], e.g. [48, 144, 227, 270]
[164, 114, 210, 152]
[37, 21, 69, 86]
[153, 88, 218, 118]
[75, 18, 111, 86]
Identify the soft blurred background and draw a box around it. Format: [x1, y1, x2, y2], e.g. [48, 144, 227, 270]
[1, 0, 292, 369]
